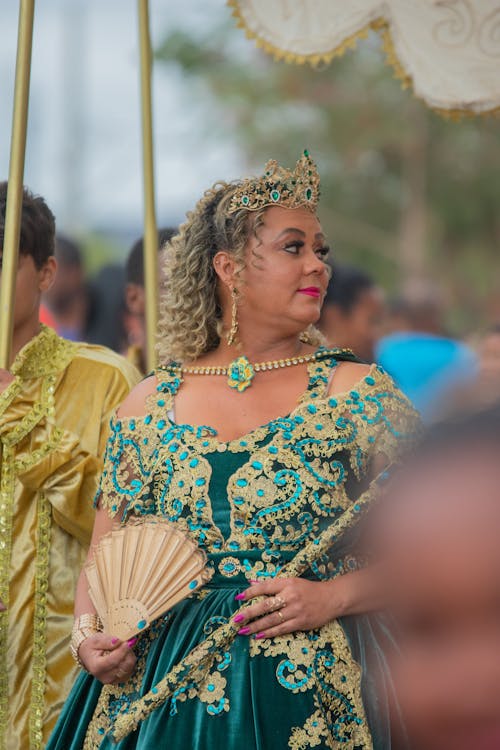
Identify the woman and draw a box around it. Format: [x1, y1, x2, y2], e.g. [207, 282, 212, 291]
[48, 152, 418, 750]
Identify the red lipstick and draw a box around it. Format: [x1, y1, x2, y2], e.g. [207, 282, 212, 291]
[298, 287, 321, 298]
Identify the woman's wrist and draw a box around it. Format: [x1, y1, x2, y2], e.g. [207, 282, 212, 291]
[322, 567, 380, 620]
[70, 613, 103, 669]
[322, 576, 352, 620]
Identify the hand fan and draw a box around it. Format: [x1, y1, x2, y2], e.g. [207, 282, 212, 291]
[84, 518, 212, 640]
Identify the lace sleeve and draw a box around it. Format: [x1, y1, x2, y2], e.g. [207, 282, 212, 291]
[93, 416, 154, 520]
[360, 366, 421, 466]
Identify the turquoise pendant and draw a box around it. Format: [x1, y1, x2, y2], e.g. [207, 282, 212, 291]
[227, 356, 255, 392]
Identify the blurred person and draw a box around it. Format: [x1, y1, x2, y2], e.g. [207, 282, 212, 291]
[318, 264, 385, 362]
[125, 227, 176, 373]
[85, 263, 128, 354]
[376, 284, 477, 419]
[44, 234, 90, 341]
[0, 182, 140, 749]
[48, 153, 418, 750]
[476, 325, 500, 401]
[440, 325, 500, 416]
[372, 408, 500, 750]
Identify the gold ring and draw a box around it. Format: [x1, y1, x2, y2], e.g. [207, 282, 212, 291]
[276, 610, 284, 623]
[273, 595, 286, 611]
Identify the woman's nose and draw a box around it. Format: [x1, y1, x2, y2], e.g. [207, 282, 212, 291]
[304, 248, 327, 274]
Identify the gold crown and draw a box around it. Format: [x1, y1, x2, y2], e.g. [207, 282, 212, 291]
[228, 150, 320, 214]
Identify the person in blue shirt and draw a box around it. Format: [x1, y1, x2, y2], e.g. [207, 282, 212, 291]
[376, 291, 477, 420]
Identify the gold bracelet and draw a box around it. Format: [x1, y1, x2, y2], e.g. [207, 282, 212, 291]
[70, 613, 103, 669]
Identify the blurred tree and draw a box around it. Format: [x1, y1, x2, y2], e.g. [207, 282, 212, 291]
[156, 22, 500, 331]
[80, 232, 125, 275]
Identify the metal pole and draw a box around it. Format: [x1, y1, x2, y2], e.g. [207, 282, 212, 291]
[0, 0, 35, 369]
[137, 0, 158, 371]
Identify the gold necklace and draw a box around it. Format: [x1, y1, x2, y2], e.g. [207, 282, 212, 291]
[179, 351, 321, 393]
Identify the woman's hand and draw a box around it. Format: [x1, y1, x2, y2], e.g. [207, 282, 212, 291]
[78, 633, 138, 684]
[232, 577, 348, 640]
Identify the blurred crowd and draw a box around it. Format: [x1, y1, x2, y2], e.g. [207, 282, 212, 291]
[40, 229, 175, 374]
[41, 236, 500, 419]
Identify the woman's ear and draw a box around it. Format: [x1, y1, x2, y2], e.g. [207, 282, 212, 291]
[213, 251, 236, 288]
[39, 256, 57, 293]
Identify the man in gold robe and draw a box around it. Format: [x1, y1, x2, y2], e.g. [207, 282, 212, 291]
[0, 183, 140, 749]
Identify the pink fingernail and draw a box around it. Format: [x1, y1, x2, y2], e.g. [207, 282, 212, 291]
[111, 638, 119, 645]
[237, 626, 251, 635]
[254, 632, 266, 640]
[233, 614, 245, 623]
[127, 637, 137, 648]
[249, 579, 258, 584]
[234, 593, 246, 601]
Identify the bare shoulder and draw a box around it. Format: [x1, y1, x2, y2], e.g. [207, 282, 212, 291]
[116, 374, 158, 418]
[328, 361, 373, 396]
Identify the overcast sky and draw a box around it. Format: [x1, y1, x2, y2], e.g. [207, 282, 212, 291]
[0, 0, 243, 235]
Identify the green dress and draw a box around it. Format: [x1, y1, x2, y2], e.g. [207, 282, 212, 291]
[47, 350, 418, 750]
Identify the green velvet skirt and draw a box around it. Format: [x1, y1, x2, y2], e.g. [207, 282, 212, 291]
[47, 558, 397, 750]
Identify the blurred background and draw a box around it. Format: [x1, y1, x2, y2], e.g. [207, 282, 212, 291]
[1, 0, 499, 396]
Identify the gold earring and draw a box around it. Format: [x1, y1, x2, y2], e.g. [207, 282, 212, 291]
[227, 287, 239, 346]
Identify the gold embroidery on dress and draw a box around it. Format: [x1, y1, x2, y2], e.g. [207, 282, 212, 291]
[217, 556, 241, 577]
[109, 482, 402, 744]
[89, 354, 418, 746]
[250, 622, 371, 748]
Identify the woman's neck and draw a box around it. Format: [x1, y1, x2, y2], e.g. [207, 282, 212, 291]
[205, 334, 314, 366]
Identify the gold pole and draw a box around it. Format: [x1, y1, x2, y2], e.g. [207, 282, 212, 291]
[137, 0, 158, 371]
[0, 0, 35, 369]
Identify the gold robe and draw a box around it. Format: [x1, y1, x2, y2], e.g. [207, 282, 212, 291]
[0, 325, 140, 749]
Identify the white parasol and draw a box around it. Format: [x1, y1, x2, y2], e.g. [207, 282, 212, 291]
[228, 0, 500, 115]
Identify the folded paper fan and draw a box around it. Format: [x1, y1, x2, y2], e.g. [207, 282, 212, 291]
[85, 518, 213, 640]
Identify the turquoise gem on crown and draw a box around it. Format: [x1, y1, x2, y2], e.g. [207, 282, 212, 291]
[228, 150, 320, 215]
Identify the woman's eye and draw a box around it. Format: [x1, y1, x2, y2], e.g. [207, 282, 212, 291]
[283, 242, 303, 254]
[315, 246, 330, 258]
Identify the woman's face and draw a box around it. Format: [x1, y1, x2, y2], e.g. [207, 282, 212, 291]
[237, 206, 330, 336]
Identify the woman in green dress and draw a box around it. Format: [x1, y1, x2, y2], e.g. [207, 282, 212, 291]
[47, 153, 418, 750]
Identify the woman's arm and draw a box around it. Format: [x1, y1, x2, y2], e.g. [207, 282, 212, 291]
[74, 504, 115, 618]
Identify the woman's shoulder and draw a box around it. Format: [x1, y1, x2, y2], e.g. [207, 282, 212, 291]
[116, 374, 158, 419]
[325, 357, 418, 414]
[327, 360, 373, 397]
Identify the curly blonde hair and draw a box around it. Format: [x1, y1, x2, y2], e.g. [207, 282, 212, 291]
[157, 180, 325, 364]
